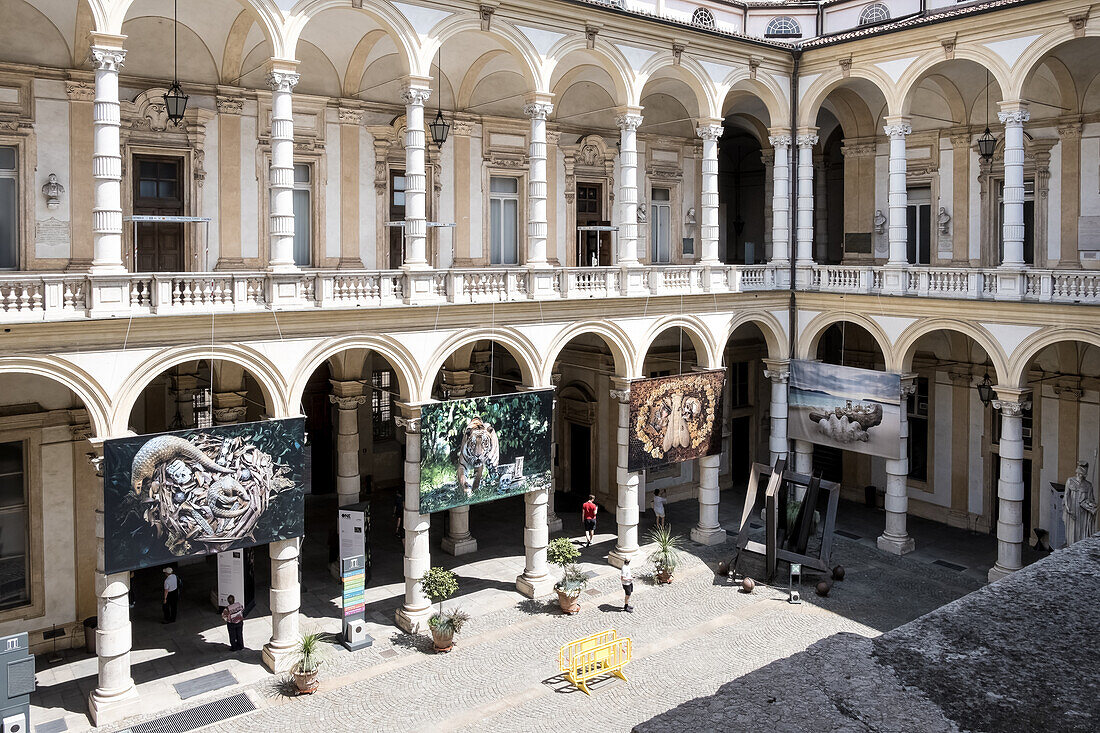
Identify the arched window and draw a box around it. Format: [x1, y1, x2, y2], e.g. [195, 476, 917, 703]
[765, 16, 802, 37]
[858, 3, 891, 25]
[692, 7, 716, 29]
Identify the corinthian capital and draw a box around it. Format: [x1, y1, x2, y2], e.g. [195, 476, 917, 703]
[401, 86, 432, 107]
[91, 46, 126, 72]
[616, 112, 644, 131]
[524, 101, 554, 120]
[998, 109, 1030, 126]
[796, 133, 819, 148]
[883, 121, 912, 138]
[768, 134, 792, 149]
[267, 70, 300, 93]
[696, 123, 724, 141]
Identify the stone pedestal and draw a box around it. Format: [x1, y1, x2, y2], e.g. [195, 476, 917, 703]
[516, 487, 554, 597]
[441, 505, 478, 555]
[878, 376, 916, 555]
[395, 406, 433, 631]
[608, 381, 641, 568]
[262, 537, 301, 673]
[691, 454, 725, 545]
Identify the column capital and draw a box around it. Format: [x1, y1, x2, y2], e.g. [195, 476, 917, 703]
[329, 394, 367, 410]
[265, 59, 300, 92]
[992, 387, 1032, 414]
[883, 116, 912, 138]
[997, 100, 1030, 126]
[90, 45, 126, 72]
[795, 128, 819, 148]
[216, 95, 245, 115]
[696, 118, 724, 140]
[66, 81, 96, 102]
[763, 359, 790, 383]
[609, 377, 632, 402]
[768, 131, 792, 149]
[394, 401, 423, 432]
[1057, 118, 1083, 139]
[213, 406, 249, 423]
[615, 106, 644, 131]
[900, 373, 918, 398]
[338, 106, 364, 125]
[401, 77, 434, 106]
[948, 130, 972, 149]
[523, 92, 555, 119]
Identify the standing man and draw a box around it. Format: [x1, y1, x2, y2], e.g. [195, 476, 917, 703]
[582, 494, 598, 547]
[620, 557, 634, 613]
[162, 567, 179, 624]
[221, 594, 245, 651]
[653, 488, 666, 529]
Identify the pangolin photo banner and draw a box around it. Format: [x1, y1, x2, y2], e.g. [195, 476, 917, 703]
[788, 360, 903, 459]
[418, 391, 553, 514]
[103, 418, 307, 574]
[627, 370, 726, 472]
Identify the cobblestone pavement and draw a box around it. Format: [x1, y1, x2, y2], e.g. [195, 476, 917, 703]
[144, 535, 980, 733]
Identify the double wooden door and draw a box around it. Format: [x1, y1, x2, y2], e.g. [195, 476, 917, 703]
[133, 156, 184, 272]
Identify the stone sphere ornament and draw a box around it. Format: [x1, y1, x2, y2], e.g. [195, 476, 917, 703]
[832, 565, 846, 581]
[815, 580, 832, 597]
[717, 561, 730, 577]
[741, 577, 755, 594]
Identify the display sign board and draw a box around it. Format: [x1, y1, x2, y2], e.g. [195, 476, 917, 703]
[627, 370, 726, 472]
[103, 418, 307, 574]
[788, 360, 902, 459]
[338, 501, 371, 583]
[216, 550, 246, 608]
[418, 391, 553, 514]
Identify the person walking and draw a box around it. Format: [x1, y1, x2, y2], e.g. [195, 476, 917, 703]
[653, 488, 666, 529]
[582, 495, 598, 546]
[162, 567, 179, 624]
[621, 557, 634, 613]
[222, 595, 246, 651]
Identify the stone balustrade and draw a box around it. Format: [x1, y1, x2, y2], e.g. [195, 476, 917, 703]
[1, 263, 1098, 323]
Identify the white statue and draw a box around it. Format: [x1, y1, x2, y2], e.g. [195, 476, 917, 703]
[1063, 461, 1097, 545]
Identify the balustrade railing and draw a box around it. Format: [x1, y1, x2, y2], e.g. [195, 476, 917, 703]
[2, 261, 1098, 323]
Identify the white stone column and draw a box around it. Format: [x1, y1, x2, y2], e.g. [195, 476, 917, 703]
[793, 439, 813, 501]
[768, 130, 792, 268]
[266, 61, 300, 272]
[998, 103, 1030, 268]
[516, 481, 554, 597]
[401, 79, 433, 270]
[615, 108, 644, 266]
[441, 505, 477, 556]
[90, 37, 126, 274]
[884, 116, 912, 270]
[524, 95, 554, 267]
[764, 359, 790, 466]
[547, 384, 562, 532]
[690, 454, 724, 545]
[795, 130, 818, 266]
[878, 376, 916, 555]
[262, 537, 301, 672]
[989, 388, 1031, 582]
[212, 393, 247, 427]
[329, 380, 366, 508]
[395, 406, 432, 631]
[697, 119, 723, 266]
[609, 380, 640, 567]
[88, 441, 139, 725]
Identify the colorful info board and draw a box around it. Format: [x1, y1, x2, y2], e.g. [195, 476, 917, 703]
[418, 390, 553, 514]
[102, 418, 307, 574]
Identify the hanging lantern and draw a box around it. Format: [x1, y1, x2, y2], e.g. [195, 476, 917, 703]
[977, 127, 996, 162]
[976, 371, 994, 407]
[164, 81, 189, 125]
[429, 109, 450, 148]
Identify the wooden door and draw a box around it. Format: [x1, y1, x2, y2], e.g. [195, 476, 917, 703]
[576, 183, 607, 266]
[134, 156, 184, 272]
[388, 169, 406, 269]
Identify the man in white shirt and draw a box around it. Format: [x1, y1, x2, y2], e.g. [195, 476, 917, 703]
[221, 594, 246, 650]
[620, 558, 634, 613]
[653, 488, 666, 529]
[162, 567, 179, 624]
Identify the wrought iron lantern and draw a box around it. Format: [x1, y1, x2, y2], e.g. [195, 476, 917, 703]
[163, 0, 188, 125]
[977, 128, 996, 162]
[429, 109, 450, 149]
[976, 372, 994, 407]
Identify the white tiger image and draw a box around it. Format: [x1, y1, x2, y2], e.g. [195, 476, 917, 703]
[456, 417, 499, 498]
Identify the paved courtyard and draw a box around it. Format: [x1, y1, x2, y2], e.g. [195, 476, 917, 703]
[31, 491, 996, 732]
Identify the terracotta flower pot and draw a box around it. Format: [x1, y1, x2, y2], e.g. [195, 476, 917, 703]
[430, 626, 455, 652]
[292, 668, 319, 694]
[655, 567, 674, 585]
[556, 588, 581, 614]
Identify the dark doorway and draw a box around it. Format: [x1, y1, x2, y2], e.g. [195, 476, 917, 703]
[575, 183, 610, 266]
[823, 129, 845, 264]
[729, 415, 751, 482]
[302, 365, 334, 494]
[907, 186, 931, 265]
[133, 156, 184, 272]
[717, 128, 765, 265]
[566, 422, 592, 511]
[388, 169, 406, 269]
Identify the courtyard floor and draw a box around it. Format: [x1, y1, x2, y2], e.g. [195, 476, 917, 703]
[30, 488, 1013, 732]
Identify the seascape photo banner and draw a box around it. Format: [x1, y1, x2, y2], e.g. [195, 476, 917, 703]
[103, 418, 307, 575]
[418, 391, 553, 514]
[788, 360, 902, 459]
[627, 370, 726, 472]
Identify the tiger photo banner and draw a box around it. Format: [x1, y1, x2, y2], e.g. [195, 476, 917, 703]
[417, 391, 554, 514]
[627, 370, 726, 472]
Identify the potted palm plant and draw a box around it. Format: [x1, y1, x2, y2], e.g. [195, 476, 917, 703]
[547, 536, 586, 614]
[646, 526, 685, 584]
[419, 566, 468, 652]
[291, 631, 334, 694]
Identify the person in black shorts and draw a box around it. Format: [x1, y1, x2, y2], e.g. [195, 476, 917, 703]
[582, 494, 598, 546]
[620, 557, 634, 612]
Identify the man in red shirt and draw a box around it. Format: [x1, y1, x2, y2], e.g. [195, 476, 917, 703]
[582, 495, 598, 547]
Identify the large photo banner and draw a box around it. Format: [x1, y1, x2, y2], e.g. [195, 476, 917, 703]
[628, 370, 726, 472]
[419, 391, 553, 514]
[103, 418, 307, 574]
[788, 360, 902, 459]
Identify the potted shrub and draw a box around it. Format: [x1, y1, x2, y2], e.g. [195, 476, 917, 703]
[547, 536, 586, 614]
[291, 631, 333, 693]
[646, 526, 685, 584]
[419, 566, 465, 651]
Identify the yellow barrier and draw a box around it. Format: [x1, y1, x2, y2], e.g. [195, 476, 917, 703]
[558, 629, 632, 695]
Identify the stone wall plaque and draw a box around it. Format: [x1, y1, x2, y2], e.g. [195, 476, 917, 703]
[844, 231, 872, 254]
[35, 217, 70, 257]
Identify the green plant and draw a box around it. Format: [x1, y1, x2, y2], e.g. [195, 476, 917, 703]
[547, 537, 587, 594]
[428, 608, 471, 634]
[293, 631, 334, 674]
[646, 526, 685, 574]
[419, 566, 459, 617]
